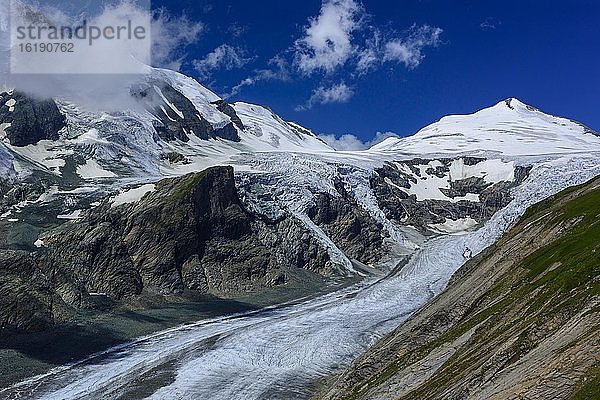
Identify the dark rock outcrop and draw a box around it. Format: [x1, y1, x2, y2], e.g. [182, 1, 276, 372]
[39, 167, 334, 304]
[0, 91, 66, 147]
[131, 82, 241, 142]
[308, 181, 385, 264]
[213, 122, 240, 142]
[42, 167, 267, 299]
[160, 151, 190, 164]
[211, 100, 244, 130]
[0, 166, 344, 333]
[0, 251, 53, 333]
[370, 158, 531, 234]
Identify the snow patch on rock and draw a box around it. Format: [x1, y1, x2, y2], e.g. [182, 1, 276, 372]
[5, 98, 15, 112]
[449, 158, 514, 184]
[76, 159, 117, 179]
[429, 217, 479, 235]
[111, 184, 156, 208]
[57, 210, 83, 220]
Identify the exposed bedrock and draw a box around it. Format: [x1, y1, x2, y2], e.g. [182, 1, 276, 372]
[0, 91, 66, 147]
[370, 157, 531, 234]
[130, 81, 241, 142]
[307, 180, 386, 265]
[41, 167, 334, 302]
[0, 251, 54, 333]
[1, 167, 347, 332]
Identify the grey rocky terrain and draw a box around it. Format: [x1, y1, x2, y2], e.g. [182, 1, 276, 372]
[0, 166, 342, 333]
[371, 158, 531, 234]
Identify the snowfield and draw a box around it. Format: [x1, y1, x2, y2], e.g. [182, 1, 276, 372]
[110, 184, 156, 208]
[371, 98, 599, 156]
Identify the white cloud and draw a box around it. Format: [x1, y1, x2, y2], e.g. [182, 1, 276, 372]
[291, 1, 442, 77]
[355, 29, 381, 74]
[383, 25, 443, 69]
[225, 55, 291, 98]
[4, 2, 204, 111]
[297, 82, 353, 110]
[317, 131, 398, 151]
[193, 44, 251, 81]
[294, 0, 364, 75]
[151, 8, 205, 71]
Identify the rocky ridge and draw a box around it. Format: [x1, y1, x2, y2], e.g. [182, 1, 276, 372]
[0, 91, 66, 147]
[0, 166, 385, 332]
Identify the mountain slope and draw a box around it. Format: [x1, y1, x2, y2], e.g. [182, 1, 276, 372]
[319, 175, 600, 400]
[0, 67, 333, 183]
[371, 98, 599, 156]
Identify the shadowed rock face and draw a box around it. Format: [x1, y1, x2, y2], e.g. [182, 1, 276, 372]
[0, 251, 53, 333]
[308, 181, 386, 265]
[131, 82, 241, 142]
[0, 91, 66, 147]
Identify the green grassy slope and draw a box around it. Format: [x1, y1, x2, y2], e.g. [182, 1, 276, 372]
[328, 176, 600, 400]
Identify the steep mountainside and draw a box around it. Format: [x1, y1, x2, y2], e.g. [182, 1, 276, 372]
[319, 176, 600, 400]
[0, 166, 352, 332]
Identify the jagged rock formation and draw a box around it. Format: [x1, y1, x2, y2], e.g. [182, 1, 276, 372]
[160, 151, 190, 164]
[41, 167, 335, 301]
[131, 81, 240, 142]
[308, 181, 385, 265]
[370, 158, 531, 234]
[318, 176, 600, 400]
[0, 91, 66, 146]
[2, 166, 383, 332]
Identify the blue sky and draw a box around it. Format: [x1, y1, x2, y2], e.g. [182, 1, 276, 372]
[152, 0, 600, 148]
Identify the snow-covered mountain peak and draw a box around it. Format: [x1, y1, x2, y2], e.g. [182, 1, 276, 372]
[495, 97, 534, 110]
[370, 98, 599, 156]
[0, 67, 335, 181]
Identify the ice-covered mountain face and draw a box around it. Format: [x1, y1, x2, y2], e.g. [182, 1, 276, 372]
[371, 98, 599, 156]
[0, 67, 333, 182]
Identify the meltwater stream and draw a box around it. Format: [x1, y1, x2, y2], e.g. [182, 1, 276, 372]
[2, 157, 599, 400]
